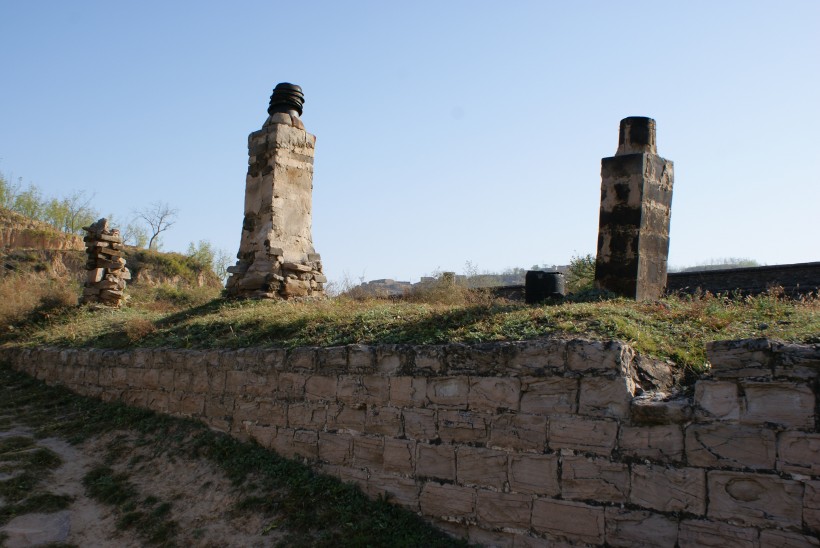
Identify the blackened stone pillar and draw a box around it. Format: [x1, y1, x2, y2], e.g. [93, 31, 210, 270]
[594, 117, 674, 300]
[225, 83, 326, 299]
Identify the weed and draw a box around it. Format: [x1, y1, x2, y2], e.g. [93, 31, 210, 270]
[0, 431, 68, 526]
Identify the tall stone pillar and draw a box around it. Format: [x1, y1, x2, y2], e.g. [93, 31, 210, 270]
[225, 83, 326, 299]
[594, 117, 674, 300]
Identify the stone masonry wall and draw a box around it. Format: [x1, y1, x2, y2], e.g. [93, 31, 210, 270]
[1, 338, 818, 547]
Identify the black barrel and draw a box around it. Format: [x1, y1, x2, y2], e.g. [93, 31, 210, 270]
[525, 271, 566, 304]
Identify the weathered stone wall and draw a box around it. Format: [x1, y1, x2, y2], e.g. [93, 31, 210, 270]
[668, 261, 820, 296]
[2, 338, 818, 547]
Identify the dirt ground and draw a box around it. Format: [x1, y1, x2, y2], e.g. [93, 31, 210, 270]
[0, 424, 285, 547]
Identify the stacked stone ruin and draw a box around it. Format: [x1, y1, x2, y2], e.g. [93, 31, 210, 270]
[225, 83, 326, 299]
[80, 218, 130, 307]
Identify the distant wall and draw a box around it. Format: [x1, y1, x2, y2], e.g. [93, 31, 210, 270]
[667, 261, 820, 296]
[2, 338, 818, 547]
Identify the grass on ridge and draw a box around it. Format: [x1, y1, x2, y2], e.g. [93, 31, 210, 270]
[3, 284, 818, 375]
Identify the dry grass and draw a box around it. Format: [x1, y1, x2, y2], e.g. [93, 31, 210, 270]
[0, 272, 78, 330]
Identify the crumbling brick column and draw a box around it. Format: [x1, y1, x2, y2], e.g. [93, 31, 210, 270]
[80, 218, 131, 307]
[225, 83, 326, 299]
[594, 117, 674, 300]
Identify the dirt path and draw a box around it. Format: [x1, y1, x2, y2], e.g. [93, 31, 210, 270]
[0, 423, 285, 547]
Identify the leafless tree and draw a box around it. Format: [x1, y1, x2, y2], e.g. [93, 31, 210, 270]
[135, 201, 179, 250]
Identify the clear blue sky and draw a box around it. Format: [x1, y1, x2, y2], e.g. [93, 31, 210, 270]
[2, 1, 818, 284]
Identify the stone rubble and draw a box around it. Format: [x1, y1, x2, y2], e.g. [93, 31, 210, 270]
[79, 218, 130, 307]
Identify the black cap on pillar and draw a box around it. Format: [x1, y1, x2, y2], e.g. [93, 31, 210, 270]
[268, 83, 305, 117]
[616, 116, 657, 155]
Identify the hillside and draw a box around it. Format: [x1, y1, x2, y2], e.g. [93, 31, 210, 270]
[0, 208, 84, 251]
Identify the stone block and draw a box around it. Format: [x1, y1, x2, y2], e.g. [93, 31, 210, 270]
[427, 376, 469, 408]
[350, 436, 382, 469]
[366, 472, 419, 510]
[419, 482, 475, 520]
[318, 432, 352, 465]
[388, 376, 427, 407]
[412, 345, 444, 373]
[531, 498, 604, 545]
[247, 424, 276, 448]
[327, 405, 366, 433]
[619, 425, 683, 462]
[760, 529, 819, 547]
[376, 345, 408, 375]
[772, 342, 820, 380]
[708, 471, 803, 528]
[383, 439, 415, 475]
[338, 375, 389, 407]
[567, 339, 632, 374]
[402, 408, 437, 441]
[468, 377, 520, 412]
[548, 415, 617, 456]
[364, 405, 402, 437]
[287, 402, 326, 430]
[416, 444, 455, 481]
[740, 381, 814, 429]
[507, 339, 567, 372]
[561, 455, 629, 503]
[476, 491, 532, 530]
[292, 430, 318, 459]
[686, 424, 776, 470]
[578, 375, 635, 418]
[489, 413, 547, 452]
[207, 368, 226, 393]
[304, 375, 338, 401]
[334, 465, 368, 491]
[466, 527, 515, 548]
[286, 347, 316, 371]
[630, 465, 705, 515]
[438, 410, 489, 444]
[706, 338, 773, 378]
[276, 372, 306, 400]
[694, 380, 740, 420]
[316, 346, 347, 370]
[271, 428, 295, 458]
[805, 481, 820, 533]
[140, 368, 161, 390]
[520, 376, 578, 414]
[604, 508, 678, 547]
[456, 446, 507, 489]
[508, 454, 559, 496]
[677, 519, 759, 548]
[348, 344, 375, 372]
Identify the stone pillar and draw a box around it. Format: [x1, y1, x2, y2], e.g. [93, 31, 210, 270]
[225, 83, 326, 299]
[80, 218, 131, 307]
[594, 117, 674, 300]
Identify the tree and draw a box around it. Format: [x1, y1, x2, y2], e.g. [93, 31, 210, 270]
[42, 191, 98, 234]
[566, 253, 596, 293]
[186, 240, 232, 281]
[123, 222, 149, 248]
[12, 184, 44, 219]
[135, 201, 178, 250]
[0, 173, 22, 209]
